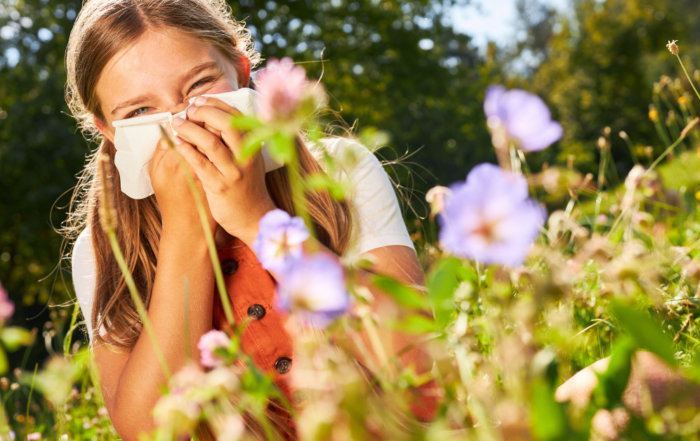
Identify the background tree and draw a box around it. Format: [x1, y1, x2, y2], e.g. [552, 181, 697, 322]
[511, 0, 693, 179]
[0, 0, 495, 363]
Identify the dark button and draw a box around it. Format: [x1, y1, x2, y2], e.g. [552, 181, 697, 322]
[247, 304, 266, 320]
[274, 357, 292, 374]
[222, 259, 238, 276]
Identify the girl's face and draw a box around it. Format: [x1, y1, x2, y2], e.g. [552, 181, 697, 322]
[94, 27, 246, 142]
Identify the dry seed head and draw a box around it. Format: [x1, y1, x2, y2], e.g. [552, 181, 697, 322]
[667, 40, 679, 55]
[98, 154, 117, 233]
[597, 137, 608, 150]
[619, 131, 628, 139]
[603, 126, 611, 137]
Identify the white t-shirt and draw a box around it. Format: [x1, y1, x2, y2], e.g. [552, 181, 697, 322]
[72, 137, 415, 341]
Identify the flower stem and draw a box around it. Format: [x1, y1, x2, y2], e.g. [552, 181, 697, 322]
[25, 363, 37, 436]
[676, 54, 700, 101]
[648, 132, 687, 172]
[160, 128, 234, 326]
[108, 231, 171, 378]
[183, 278, 190, 362]
[620, 134, 639, 165]
[63, 302, 81, 357]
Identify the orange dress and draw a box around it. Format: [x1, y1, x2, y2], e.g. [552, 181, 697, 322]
[211, 238, 438, 437]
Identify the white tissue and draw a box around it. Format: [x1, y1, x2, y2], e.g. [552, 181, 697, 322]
[112, 88, 283, 200]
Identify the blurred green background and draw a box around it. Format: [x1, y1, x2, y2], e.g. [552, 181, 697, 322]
[0, 0, 695, 367]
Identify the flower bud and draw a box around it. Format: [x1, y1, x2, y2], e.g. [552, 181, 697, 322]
[597, 137, 608, 150]
[667, 40, 679, 55]
[426, 185, 451, 218]
[649, 105, 659, 122]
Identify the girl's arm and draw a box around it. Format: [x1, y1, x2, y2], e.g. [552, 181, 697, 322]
[94, 225, 214, 440]
[92, 137, 246, 440]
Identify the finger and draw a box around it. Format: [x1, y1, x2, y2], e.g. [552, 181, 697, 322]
[172, 117, 237, 174]
[203, 122, 222, 139]
[174, 138, 223, 184]
[186, 105, 245, 156]
[190, 96, 240, 116]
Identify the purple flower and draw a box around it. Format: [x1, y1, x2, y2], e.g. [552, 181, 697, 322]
[484, 85, 563, 152]
[197, 330, 231, 369]
[276, 254, 349, 328]
[0, 282, 13, 322]
[255, 58, 308, 122]
[439, 163, 546, 266]
[253, 209, 310, 273]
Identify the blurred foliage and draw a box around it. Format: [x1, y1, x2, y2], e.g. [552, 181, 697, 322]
[512, 0, 700, 180]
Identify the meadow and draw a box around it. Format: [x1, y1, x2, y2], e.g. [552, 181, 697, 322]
[0, 35, 700, 440]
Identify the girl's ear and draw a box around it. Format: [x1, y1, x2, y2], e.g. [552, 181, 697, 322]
[94, 117, 115, 143]
[239, 55, 251, 88]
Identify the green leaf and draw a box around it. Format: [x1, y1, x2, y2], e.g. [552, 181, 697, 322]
[610, 302, 676, 367]
[531, 379, 568, 441]
[240, 127, 273, 161]
[0, 347, 8, 375]
[370, 274, 427, 309]
[387, 314, 435, 334]
[305, 173, 348, 201]
[427, 258, 462, 332]
[1, 327, 35, 352]
[593, 336, 636, 409]
[230, 114, 263, 131]
[266, 132, 295, 164]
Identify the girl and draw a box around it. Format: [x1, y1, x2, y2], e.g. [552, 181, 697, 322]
[66, 0, 433, 439]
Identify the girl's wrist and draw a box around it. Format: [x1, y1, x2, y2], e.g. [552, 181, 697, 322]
[221, 201, 276, 246]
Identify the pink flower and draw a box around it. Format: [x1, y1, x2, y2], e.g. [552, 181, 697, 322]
[255, 57, 307, 122]
[197, 330, 232, 369]
[26, 433, 41, 441]
[0, 281, 14, 322]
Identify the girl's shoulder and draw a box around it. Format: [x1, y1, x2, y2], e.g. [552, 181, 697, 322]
[315, 137, 415, 255]
[313, 136, 386, 183]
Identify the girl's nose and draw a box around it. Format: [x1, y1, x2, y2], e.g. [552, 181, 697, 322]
[168, 101, 190, 115]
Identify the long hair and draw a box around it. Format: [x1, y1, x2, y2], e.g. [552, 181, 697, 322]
[63, 0, 352, 350]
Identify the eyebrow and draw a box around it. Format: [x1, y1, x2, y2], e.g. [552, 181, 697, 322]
[110, 61, 223, 116]
[111, 93, 155, 116]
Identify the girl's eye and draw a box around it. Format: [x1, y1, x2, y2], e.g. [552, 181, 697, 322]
[128, 107, 150, 118]
[190, 77, 214, 92]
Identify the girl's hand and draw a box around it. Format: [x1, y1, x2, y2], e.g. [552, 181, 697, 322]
[170, 97, 276, 245]
[149, 136, 218, 237]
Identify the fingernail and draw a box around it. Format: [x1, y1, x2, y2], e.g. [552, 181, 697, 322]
[194, 96, 207, 105]
[187, 106, 199, 117]
[174, 136, 183, 145]
[172, 117, 185, 126]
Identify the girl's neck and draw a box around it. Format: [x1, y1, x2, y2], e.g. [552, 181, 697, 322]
[214, 226, 235, 249]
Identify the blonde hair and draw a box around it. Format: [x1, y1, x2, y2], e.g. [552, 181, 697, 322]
[63, 0, 351, 350]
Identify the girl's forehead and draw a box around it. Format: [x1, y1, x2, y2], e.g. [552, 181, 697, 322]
[95, 28, 233, 120]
